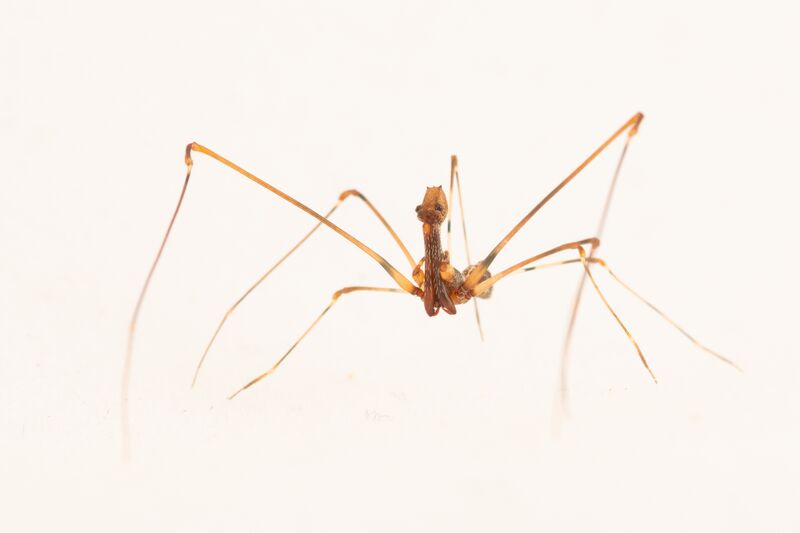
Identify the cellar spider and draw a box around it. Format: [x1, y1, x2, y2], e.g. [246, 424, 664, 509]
[122, 112, 739, 458]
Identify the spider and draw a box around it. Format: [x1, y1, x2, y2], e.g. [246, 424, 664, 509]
[122, 113, 738, 458]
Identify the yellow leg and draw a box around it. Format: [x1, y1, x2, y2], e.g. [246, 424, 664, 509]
[228, 286, 406, 399]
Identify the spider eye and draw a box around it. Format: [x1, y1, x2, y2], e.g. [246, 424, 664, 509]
[415, 205, 422, 213]
[434, 204, 443, 212]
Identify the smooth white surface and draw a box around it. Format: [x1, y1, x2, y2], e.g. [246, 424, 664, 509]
[2, 1, 799, 531]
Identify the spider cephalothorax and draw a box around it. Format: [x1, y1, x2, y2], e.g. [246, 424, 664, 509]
[413, 186, 492, 316]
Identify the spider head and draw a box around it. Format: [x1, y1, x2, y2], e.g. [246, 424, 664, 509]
[416, 186, 448, 225]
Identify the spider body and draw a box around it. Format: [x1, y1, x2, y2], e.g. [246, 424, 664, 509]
[413, 186, 491, 316]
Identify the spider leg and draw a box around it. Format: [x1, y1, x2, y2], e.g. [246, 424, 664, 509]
[445, 155, 485, 341]
[228, 286, 407, 399]
[462, 112, 644, 291]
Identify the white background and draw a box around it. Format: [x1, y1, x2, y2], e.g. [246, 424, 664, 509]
[2, 1, 799, 531]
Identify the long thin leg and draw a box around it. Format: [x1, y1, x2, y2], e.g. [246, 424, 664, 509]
[463, 112, 644, 291]
[601, 265, 740, 371]
[575, 246, 656, 382]
[121, 157, 191, 461]
[560, 131, 637, 411]
[520, 257, 740, 370]
[471, 239, 656, 383]
[187, 143, 419, 293]
[445, 155, 473, 261]
[228, 286, 406, 399]
[445, 155, 485, 341]
[192, 189, 417, 387]
[472, 238, 600, 295]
